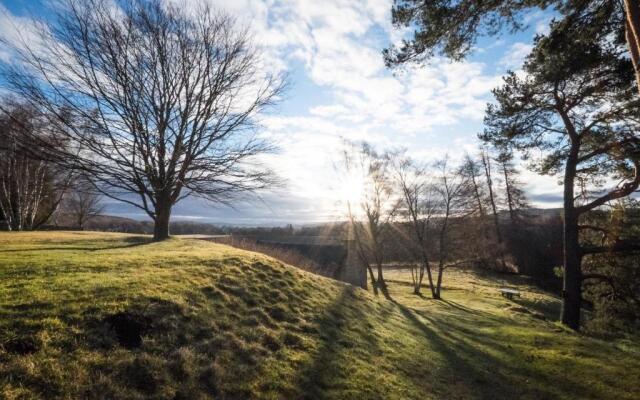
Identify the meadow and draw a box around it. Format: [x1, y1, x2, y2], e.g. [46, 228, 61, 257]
[1, 232, 639, 399]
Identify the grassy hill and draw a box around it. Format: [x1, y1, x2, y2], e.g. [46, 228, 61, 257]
[1, 232, 639, 399]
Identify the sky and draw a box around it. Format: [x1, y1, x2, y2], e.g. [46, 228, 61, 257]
[0, 0, 563, 225]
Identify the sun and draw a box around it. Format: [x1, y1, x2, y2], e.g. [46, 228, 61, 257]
[337, 173, 366, 205]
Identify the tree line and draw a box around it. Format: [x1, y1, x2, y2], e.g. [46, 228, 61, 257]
[341, 141, 531, 297]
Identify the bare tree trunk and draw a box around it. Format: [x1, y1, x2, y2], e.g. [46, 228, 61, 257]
[421, 249, 435, 297]
[501, 160, 516, 223]
[481, 151, 507, 270]
[376, 258, 386, 291]
[356, 235, 378, 295]
[469, 170, 485, 217]
[370, 222, 387, 291]
[417, 264, 425, 294]
[435, 261, 444, 299]
[347, 203, 378, 295]
[367, 265, 378, 295]
[434, 214, 448, 299]
[435, 264, 444, 299]
[153, 195, 172, 241]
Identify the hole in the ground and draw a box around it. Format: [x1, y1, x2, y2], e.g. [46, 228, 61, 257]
[3, 336, 39, 355]
[104, 312, 150, 349]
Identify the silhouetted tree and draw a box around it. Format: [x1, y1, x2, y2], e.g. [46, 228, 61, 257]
[1, 0, 282, 241]
[495, 150, 529, 224]
[433, 156, 466, 299]
[392, 153, 438, 296]
[341, 142, 399, 295]
[461, 154, 487, 218]
[65, 180, 105, 230]
[480, 147, 507, 270]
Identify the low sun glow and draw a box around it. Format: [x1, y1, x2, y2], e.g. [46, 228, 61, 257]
[337, 173, 366, 206]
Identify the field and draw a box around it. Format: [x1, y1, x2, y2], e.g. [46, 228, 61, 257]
[1, 232, 639, 399]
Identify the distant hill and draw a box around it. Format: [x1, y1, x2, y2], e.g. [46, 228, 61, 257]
[40, 207, 564, 235]
[49, 213, 151, 233]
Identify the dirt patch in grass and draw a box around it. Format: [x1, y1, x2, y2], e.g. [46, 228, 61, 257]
[3, 336, 40, 355]
[104, 312, 150, 349]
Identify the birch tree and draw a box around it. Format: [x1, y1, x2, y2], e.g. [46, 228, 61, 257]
[392, 154, 438, 296]
[0, 101, 69, 230]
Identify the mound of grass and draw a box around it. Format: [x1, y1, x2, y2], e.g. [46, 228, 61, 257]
[0, 232, 639, 399]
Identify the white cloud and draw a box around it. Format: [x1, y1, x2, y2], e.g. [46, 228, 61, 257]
[499, 42, 533, 70]
[0, 0, 564, 222]
[202, 1, 554, 221]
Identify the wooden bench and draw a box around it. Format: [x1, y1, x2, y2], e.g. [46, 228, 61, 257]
[500, 288, 521, 300]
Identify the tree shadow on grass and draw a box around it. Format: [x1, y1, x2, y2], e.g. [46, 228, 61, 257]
[296, 286, 382, 399]
[0, 236, 151, 253]
[511, 296, 561, 321]
[385, 289, 619, 400]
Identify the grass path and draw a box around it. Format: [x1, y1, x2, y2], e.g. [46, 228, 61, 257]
[0, 232, 638, 399]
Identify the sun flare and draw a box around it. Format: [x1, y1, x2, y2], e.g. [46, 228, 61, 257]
[337, 174, 366, 205]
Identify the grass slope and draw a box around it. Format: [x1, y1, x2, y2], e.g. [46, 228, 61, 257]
[0, 232, 639, 399]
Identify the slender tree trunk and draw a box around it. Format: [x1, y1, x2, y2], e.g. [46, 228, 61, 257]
[482, 152, 507, 270]
[625, 0, 640, 94]
[416, 264, 425, 295]
[421, 249, 436, 297]
[367, 265, 378, 295]
[371, 227, 386, 291]
[435, 262, 444, 299]
[349, 216, 378, 295]
[411, 266, 417, 290]
[501, 161, 516, 224]
[470, 172, 485, 217]
[376, 261, 386, 290]
[435, 239, 445, 299]
[560, 146, 582, 330]
[153, 196, 172, 241]
[434, 217, 448, 299]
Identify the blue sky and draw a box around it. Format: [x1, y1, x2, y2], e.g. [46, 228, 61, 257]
[0, 0, 563, 225]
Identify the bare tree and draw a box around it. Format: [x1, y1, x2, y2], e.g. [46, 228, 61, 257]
[0, 101, 70, 230]
[495, 150, 529, 225]
[341, 142, 398, 295]
[65, 181, 105, 230]
[433, 156, 466, 299]
[480, 147, 507, 270]
[459, 153, 494, 264]
[460, 154, 487, 218]
[392, 154, 438, 296]
[1, 0, 283, 240]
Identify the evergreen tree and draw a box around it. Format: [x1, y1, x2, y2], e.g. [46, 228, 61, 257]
[482, 19, 640, 329]
[383, 1, 640, 94]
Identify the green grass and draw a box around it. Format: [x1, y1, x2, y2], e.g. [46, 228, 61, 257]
[0, 232, 639, 399]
